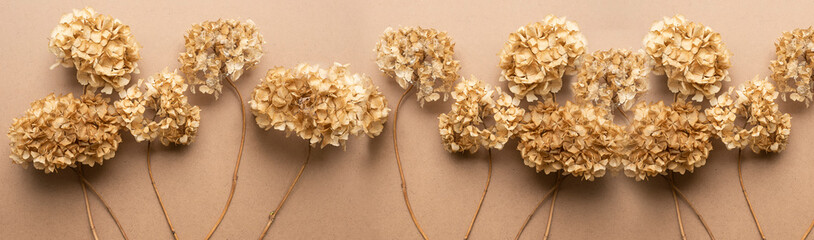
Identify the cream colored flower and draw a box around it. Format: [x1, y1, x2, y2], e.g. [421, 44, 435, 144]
[643, 15, 731, 102]
[770, 27, 814, 106]
[179, 19, 265, 99]
[574, 49, 650, 113]
[499, 15, 587, 102]
[48, 7, 141, 97]
[624, 101, 713, 181]
[250, 63, 390, 148]
[8, 93, 122, 173]
[438, 76, 524, 153]
[115, 69, 201, 146]
[706, 76, 792, 153]
[375, 26, 461, 106]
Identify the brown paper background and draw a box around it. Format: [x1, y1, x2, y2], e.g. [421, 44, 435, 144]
[2, 0, 813, 239]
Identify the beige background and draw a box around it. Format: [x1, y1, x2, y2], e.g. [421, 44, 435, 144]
[2, 0, 813, 239]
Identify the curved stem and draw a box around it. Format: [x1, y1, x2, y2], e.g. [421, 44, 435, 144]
[78, 167, 99, 240]
[72, 168, 129, 240]
[515, 175, 563, 240]
[147, 142, 179, 239]
[543, 183, 560, 240]
[258, 145, 311, 240]
[663, 176, 715, 240]
[738, 149, 766, 239]
[206, 77, 247, 239]
[464, 149, 492, 239]
[393, 85, 428, 239]
[670, 174, 686, 240]
[803, 219, 814, 240]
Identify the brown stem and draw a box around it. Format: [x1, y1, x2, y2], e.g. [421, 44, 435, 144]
[78, 167, 99, 240]
[616, 105, 630, 124]
[393, 85, 429, 239]
[206, 76, 247, 239]
[543, 182, 560, 240]
[670, 174, 686, 240]
[663, 176, 715, 240]
[72, 168, 129, 240]
[738, 149, 766, 239]
[464, 149, 492, 239]
[803, 218, 814, 240]
[258, 145, 311, 240]
[515, 175, 564, 240]
[147, 142, 179, 240]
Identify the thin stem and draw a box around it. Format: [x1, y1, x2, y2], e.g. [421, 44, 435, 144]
[663, 176, 715, 240]
[670, 174, 686, 240]
[72, 168, 129, 240]
[616, 106, 630, 124]
[206, 76, 247, 239]
[803, 219, 814, 240]
[515, 175, 564, 240]
[147, 141, 179, 240]
[78, 167, 99, 240]
[738, 149, 766, 239]
[258, 145, 312, 240]
[543, 183, 560, 240]
[393, 85, 428, 240]
[464, 149, 493, 239]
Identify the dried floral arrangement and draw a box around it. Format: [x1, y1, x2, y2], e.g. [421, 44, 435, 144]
[574, 49, 651, 114]
[249, 62, 390, 238]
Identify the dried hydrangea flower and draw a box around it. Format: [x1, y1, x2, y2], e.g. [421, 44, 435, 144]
[375, 26, 461, 106]
[623, 101, 713, 181]
[643, 15, 731, 102]
[574, 49, 650, 113]
[8, 93, 122, 173]
[179, 19, 265, 99]
[115, 69, 201, 146]
[48, 7, 142, 96]
[706, 76, 792, 153]
[515, 101, 622, 181]
[499, 15, 587, 102]
[250, 63, 390, 148]
[438, 76, 524, 153]
[770, 27, 814, 105]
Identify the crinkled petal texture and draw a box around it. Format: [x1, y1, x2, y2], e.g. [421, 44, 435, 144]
[706, 77, 792, 153]
[623, 101, 712, 181]
[375, 26, 460, 106]
[48, 7, 141, 97]
[438, 76, 524, 153]
[179, 19, 265, 99]
[499, 15, 587, 102]
[515, 101, 623, 181]
[574, 49, 650, 113]
[8, 93, 122, 173]
[115, 69, 201, 146]
[644, 15, 731, 102]
[250, 63, 391, 148]
[770, 27, 814, 106]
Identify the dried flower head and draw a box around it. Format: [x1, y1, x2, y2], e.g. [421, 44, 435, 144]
[574, 49, 650, 112]
[438, 76, 524, 153]
[499, 15, 587, 102]
[770, 27, 814, 105]
[643, 15, 731, 102]
[706, 76, 792, 153]
[515, 101, 622, 181]
[623, 101, 712, 181]
[250, 63, 390, 148]
[115, 69, 201, 146]
[375, 26, 461, 106]
[8, 93, 122, 173]
[48, 7, 142, 96]
[179, 19, 265, 99]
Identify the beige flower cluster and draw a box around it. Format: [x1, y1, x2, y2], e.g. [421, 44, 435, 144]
[574, 49, 651, 112]
[499, 15, 587, 102]
[250, 63, 390, 148]
[8, 93, 122, 173]
[770, 27, 814, 105]
[623, 101, 713, 181]
[115, 70, 201, 146]
[706, 77, 792, 153]
[438, 77, 524, 153]
[515, 100, 624, 181]
[375, 26, 461, 106]
[48, 7, 142, 97]
[643, 15, 731, 102]
[179, 19, 265, 99]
